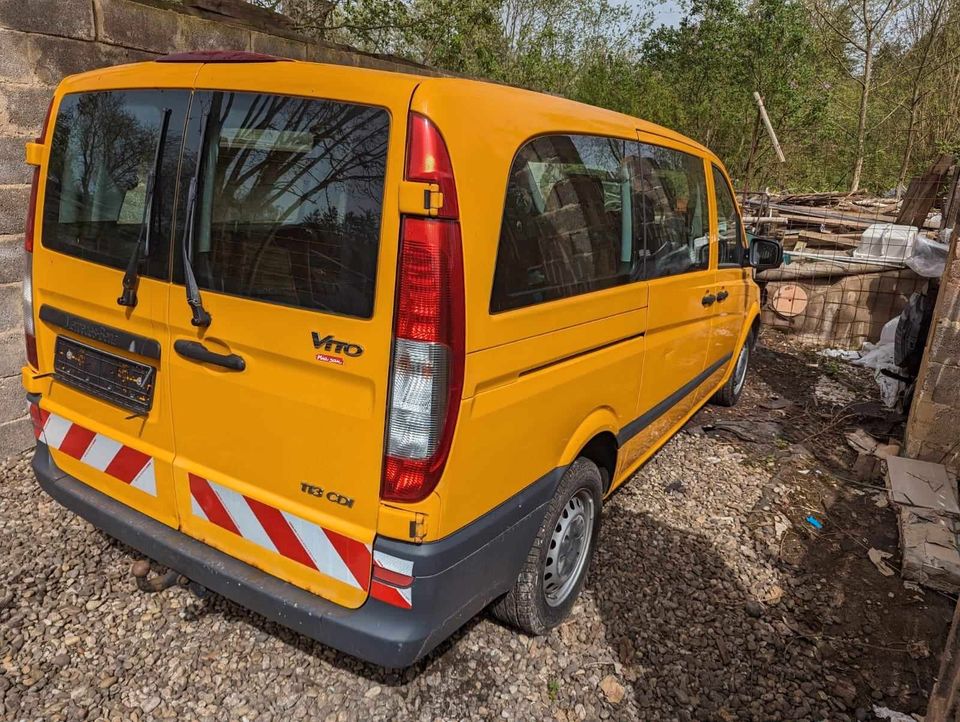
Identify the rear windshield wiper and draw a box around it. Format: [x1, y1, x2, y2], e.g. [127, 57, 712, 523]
[117, 108, 172, 308]
[181, 110, 212, 327]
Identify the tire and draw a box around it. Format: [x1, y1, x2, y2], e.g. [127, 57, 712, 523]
[711, 334, 752, 407]
[490, 458, 603, 635]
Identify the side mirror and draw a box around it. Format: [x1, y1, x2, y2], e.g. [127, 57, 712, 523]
[747, 236, 783, 272]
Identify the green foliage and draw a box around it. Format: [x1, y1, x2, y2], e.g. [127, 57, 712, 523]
[253, 0, 960, 193]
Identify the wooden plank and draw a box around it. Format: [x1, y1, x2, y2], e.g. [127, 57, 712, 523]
[927, 597, 960, 722]
[896, 153, 954, 228]
[943, 166, 960, 232]
[797, 230, 860, 248]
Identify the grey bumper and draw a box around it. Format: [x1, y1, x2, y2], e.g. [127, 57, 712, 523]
[31, 441, 558, 667]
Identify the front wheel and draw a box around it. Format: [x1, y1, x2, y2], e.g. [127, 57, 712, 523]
[711, 335, 752, 407]
[490, 458, 603, 635]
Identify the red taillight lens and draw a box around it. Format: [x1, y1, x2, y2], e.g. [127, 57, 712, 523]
[405, 113, 459, 219]
[382, 218, 465, 502]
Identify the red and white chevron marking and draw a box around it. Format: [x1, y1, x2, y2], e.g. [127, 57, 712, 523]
[30, 404, 157, 496]
[370, 549, 414, 609]
[188, 474, 372, 591]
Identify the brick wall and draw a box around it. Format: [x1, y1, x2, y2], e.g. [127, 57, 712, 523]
[0, 0, 433, 457]
[905, 234, 960, 472]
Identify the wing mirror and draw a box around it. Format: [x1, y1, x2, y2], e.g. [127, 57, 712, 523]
[746, 236, 783, 272]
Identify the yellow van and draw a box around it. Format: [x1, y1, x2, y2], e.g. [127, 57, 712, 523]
[22, 51, 782, 667]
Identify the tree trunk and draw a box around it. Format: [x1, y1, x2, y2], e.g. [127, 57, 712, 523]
[850, 35, 874, 193]
[896, 98, 920, 198]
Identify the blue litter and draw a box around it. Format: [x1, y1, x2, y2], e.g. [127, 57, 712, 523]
[806, 516, 823, 530]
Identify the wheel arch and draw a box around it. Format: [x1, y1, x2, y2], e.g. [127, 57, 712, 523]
[559, 408, 620, 494]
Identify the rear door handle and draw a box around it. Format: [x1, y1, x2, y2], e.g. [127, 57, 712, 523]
[174, 340, 245, 371]
[701, 293, 717, 307]
[716, 290, 729, 303]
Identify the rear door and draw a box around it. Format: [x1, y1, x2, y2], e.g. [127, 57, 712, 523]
[32, 85, 194, 527]
[166, 66, 417, 608]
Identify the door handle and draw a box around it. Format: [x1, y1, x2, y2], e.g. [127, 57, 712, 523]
[716, 290, 729, 303]
[701, 293, 717, 307]
[174, 340, 245, 371]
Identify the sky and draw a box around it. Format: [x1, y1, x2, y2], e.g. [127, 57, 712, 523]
[648, 1, 684, 27]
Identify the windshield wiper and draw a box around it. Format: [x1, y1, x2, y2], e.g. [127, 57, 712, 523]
[181, 110, 212, 327]
[118, 108, 172, 308]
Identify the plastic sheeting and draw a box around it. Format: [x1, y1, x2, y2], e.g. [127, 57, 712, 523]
[821, 316, 904, 408]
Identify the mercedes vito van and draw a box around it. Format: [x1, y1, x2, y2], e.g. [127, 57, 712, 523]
[22, 51, 782, 667]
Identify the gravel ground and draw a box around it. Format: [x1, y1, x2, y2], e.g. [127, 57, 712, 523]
[0, 337, 951, 721]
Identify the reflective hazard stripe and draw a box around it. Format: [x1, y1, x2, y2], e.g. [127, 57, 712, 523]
[371, 580, 413, 609]
[188, 474, 371, 591]
[35, 407, 157, 496]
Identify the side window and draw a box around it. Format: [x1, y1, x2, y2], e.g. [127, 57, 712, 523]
[629, 143, 709, 280]
[491, 134, 639, 312]
[712, 165, 744, 266]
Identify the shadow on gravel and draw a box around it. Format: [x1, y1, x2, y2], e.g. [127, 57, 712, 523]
[96, 532, 477, 685]
[588, 507, 829, 721]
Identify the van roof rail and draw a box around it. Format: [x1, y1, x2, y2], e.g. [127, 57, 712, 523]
[157, 50, 290, 64]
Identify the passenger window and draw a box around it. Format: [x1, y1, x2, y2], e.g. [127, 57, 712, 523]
[491, 134, 641, 312]
[629, 143, 709, 280]
[176, 92, 390, 319]
[42, 89, 190, 278]
[712, 165, 745, 266]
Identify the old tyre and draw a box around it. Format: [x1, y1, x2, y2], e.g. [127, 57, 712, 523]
[490, 458, 603, 635]
[711, 334, 752, 407]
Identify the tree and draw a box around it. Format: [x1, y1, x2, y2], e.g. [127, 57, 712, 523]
[811, 0, 908, 192]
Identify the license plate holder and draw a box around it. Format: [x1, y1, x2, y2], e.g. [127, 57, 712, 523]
[54, 336, 156, 414]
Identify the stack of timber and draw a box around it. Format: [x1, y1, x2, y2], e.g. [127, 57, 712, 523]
[744, 154, 956, 349]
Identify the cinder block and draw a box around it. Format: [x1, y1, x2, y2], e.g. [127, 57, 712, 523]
[0, 372, 24, 422]
[0, 183, 28, 235]
[0, 414, 32, 456]
[0, 0, 95, 41]
[0, 234, 23, 284]
[0, 136, 32, 185]
[928, 363, 960, 405]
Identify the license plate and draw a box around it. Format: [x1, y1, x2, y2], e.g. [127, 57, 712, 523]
[54, 336, 156, 414]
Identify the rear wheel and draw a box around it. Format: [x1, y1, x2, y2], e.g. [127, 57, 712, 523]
[711, 334, 752, 407]
[491, 458, 602, 635]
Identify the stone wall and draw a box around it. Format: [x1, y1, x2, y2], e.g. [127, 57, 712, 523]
[906, 234, 960, 473]
[0, 0, 432, 456]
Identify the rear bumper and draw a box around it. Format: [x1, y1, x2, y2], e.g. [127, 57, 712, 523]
[31, 441, 560, 667]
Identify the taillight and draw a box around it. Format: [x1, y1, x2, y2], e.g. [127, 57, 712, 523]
[382, 114, 464, 503]
[405, 113, 459, 219]
[24, 100, 53, 369]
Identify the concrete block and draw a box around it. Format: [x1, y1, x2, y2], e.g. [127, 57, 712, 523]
[249, 31, 308, 60]
[0, 183, 28, 235]
[95, 0, 180, 53]
[908, 399, 959, 450]
[0, 85, 56, 136]
[0, 136, 32, 185]
[927, 363, 960, 405]
[0, 414, 32, 457]
[0, 328, 23, 377]
[175, 13, 250, 53]
[0, 372, 24, 422]
[0, 0, 95, 41]
[0, 234, 23, 284]
[0, 281, 21, 333]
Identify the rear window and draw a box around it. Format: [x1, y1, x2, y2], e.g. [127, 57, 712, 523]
[42, 90, 191, 279]
[176, 91, 390, 319]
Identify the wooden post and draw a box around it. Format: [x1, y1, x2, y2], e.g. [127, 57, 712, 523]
[753, 92, 785, 164]
[927, 598, 960, 722]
